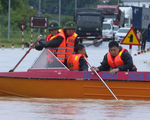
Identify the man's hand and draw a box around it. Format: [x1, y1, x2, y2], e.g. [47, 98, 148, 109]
[37, 34, 42, 41]
[90, 66, 99, 72]
[29, 44, 35, 49]
[109, 68, 119, 76]
[30, 35, 42, 49]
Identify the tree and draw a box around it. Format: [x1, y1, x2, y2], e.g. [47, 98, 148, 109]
[108, 0, 118, 5]
[0, 1, 3, 13]
[1, 0, 36, 31]
[0, 0, 23, 14]
[28, 0, 100, 16]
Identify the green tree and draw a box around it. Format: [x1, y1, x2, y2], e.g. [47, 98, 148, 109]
[28, 0, 100, 16]
[0, 0, 23, 14]
[0, 1, 3, 13]
[108, 0, 118, 5]
[1, 0, 37, 33]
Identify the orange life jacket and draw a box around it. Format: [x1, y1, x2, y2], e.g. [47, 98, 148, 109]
[65, 32, 78, 59]
[67, 54, 85, 71]
[45, 29, 66, 63]
[45, 34, 52, 41]
[107, 48, 128, 67]
[107, 48, 136, 70]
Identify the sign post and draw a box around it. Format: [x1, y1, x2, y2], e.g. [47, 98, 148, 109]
[30, 17, 48, 44]
[120, 27, 141, 55]
[19, 21, 26, 50]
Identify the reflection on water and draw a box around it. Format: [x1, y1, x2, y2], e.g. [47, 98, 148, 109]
[0, 97, 150, 120]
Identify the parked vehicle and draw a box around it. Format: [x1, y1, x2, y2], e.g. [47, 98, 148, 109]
[74, 8, 103, 42]
[102, 19, 113, 40]
[119, 6, 150, 29]
[115, 27, 130, 42]
[97, 5, 124, 27]
[119, 7, 132, 28]
[113, 25, 119, 36]
[119, 6, 150, 40]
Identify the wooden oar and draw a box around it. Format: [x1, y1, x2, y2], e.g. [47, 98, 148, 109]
[9, 39, 39, 72]
[84, 58, 118, 100]
[86, 39, 103, 47]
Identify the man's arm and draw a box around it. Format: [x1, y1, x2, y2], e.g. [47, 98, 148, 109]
[35, 44, 44, 50]
[91, 54, 110, 72]
[39, 36, 63, 48]
[74, 38, 79, 48]
[97, 54, 110, 71]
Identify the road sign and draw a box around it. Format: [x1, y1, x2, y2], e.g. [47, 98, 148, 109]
[19, 21, 26, 29]
[120, 27, 141, 45]
[30, 17, 48, 28]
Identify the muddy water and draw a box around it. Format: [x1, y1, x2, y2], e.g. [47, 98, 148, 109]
[0, 97, 150, 120]
[1, 46, 150, 120]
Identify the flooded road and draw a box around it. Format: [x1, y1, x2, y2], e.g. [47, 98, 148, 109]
[1, 42, 150, 119]
[0, 97, 150, 120]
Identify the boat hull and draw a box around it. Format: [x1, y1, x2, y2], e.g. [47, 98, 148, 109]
[0, 76, 150, 100]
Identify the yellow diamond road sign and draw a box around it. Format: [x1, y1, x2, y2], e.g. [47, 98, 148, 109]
[120, 27, 141, 45]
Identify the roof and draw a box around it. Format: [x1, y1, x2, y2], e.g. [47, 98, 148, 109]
[121, 0, 150, 2]
[121, 0, 150, 1]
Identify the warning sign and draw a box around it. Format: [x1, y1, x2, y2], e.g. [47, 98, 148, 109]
[120, 27, 141, 45]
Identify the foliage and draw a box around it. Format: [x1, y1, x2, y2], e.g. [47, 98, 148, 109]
[108, 0, 118, 5]
[41, 13, 73, 28]
[0, 0, 119, 47]
[0, 0, 37, 38]
[0, 0, 23, 14]
[29, 0, 101, 16]
[0, 1, 2, 13]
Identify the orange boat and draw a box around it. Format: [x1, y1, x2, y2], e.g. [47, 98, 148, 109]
[0, 49, 150, 100]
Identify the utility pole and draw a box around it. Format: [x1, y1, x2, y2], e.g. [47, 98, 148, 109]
[75, 0, 77, 16]
[8, 0, 11, 39]
[1, 14, 3, 38]
[38, 0, 41, 33]
[59, 0, 61, 26]
[118, 0, 119, 5]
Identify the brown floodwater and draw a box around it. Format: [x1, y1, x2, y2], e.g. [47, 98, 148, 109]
[0, 97, 150, 120]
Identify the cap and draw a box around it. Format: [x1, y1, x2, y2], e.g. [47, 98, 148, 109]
[63, 21, 76, 29]
[48, 21, 60, 30]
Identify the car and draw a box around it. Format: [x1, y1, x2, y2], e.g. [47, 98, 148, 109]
[115, 27, 130, 42]
[113, 25, 119, 36]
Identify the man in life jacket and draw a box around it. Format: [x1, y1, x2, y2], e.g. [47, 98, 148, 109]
[67, 44, 88, 71]
[63, 21, 79, 64]
[91, 41, 137, 75]
[34, 21, 66, 63]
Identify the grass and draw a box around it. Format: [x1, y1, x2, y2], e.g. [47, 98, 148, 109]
[0, 37, 38, 48]
[0, 30, 43, 48]
[0, 14, 75, 48]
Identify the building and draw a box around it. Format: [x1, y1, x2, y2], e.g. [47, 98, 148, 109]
[121, 0, 150, 8]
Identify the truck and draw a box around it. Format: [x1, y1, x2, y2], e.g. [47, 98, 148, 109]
[119, 7, 132, 28]
[102, 19, 113, 39]
[97, 5, 125, 27]
[119, 6, 150, 40]
[74, 8, 103, 43]
[119, 6, 150, 29]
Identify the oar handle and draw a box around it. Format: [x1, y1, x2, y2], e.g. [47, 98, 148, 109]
[84, 58, 118, 100]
